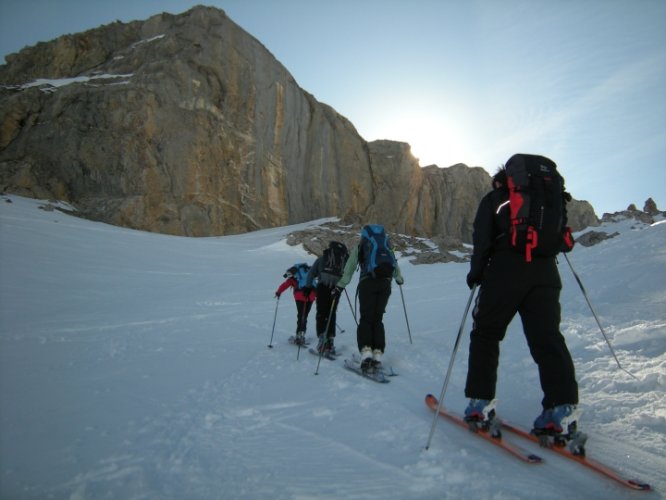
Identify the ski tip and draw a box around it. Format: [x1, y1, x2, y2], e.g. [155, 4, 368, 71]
[628, 480, 651, 491]
[528, 454, 543, 463]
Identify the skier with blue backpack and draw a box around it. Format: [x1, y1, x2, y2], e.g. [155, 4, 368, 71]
[275, 263, 316, 346]
[335, 224, 404, 372]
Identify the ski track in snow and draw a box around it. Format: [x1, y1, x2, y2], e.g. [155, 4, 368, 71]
[0, 195, 664, 499]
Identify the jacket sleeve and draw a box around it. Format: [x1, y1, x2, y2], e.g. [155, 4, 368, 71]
[305, 258, 321, 288]
[276, 278, 294, 295]
[392, 250, 404, 284]
[469, 192, 496, 282]
[336, 245, 359, 289]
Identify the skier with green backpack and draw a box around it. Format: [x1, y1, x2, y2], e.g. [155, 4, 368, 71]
[335, 224, 404, 372]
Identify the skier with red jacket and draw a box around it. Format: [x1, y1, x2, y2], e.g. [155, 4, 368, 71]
[275, 264, 317, 345]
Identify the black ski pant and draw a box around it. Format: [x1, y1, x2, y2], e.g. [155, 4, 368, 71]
[356, 277, 392, 353]
[315, 284, 339, 339]
[295, 300, 313, 333]
[464, 252, 578, 410]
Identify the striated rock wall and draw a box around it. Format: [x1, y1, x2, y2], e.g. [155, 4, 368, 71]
[0, 6, 597, 241]
[0, 7, 383, 236]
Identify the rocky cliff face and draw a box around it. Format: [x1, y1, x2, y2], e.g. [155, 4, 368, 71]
[0, 6, 597, 241]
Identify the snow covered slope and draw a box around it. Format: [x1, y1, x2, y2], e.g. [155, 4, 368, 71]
[1, 195, 664, 499]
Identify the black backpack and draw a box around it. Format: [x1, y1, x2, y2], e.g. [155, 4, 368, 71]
[359, 224, 396, 278]
[505, 154, 574, 262]
[322, 241, 349, 277]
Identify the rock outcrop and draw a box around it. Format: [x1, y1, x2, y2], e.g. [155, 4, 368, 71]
[575, 230, 619, 247]
[566, 198, 599, 232]
[601, 199, 664, 225]
[644, 197, 660, 216]
[0, 6, 597, 242]
[573, 198, 663, 248]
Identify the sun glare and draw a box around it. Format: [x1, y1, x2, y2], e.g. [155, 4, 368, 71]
[356, 93, 481, 169]
[389, 114, 471, 168]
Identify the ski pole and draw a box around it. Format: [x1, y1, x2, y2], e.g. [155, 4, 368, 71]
[315, 295, 338, 375]
[345, 289, 358, 326]
[354, 286, 360, 325]
[336, 323, 345, 334]
[399, 284, 413, 344]
[563, 254, 637, 380]
[268, 295, 280, 348]
[425, 284, 477, 450]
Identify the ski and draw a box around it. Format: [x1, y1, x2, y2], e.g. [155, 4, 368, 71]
[499, 419, 651, 491]
[349, 353, 398, 374]
[308, 347, 337, 361]
[425, 394, 542, 464]
[343, 355, 398, 384]
[308, 339, 346, 360]
[343, 359, 389, 383]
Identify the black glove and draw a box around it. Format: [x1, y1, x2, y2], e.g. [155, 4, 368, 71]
[331, 286, 343, 298]
[561, 226, 575, 253]
[466, 272, 481, 290]
[275, 291, 281, 298]
[301, 286, 312, 297]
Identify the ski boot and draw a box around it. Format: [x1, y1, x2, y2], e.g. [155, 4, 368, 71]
[295, 331, 306, 346]
[316, 336, 335, 358]
[532, 404, 587, 456]
[371, 349, 383, 369]
[316, 335, 327, 353]
[464, 399, 501, 438]
[360, 346, 373, 372]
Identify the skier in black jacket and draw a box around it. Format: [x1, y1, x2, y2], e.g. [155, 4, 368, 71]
[464, 166, 580, 437]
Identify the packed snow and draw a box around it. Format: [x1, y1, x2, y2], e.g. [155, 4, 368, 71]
[0, 194, 664, 499]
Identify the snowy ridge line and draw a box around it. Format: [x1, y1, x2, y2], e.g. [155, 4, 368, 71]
[131, 34, 166, 48]
[1, 73, 134, 93]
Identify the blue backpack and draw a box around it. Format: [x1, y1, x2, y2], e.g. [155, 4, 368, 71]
[285, 263, 310, 290]
[359, 224, 396, 278]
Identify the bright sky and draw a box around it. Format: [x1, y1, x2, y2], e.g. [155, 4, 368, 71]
[1, 0, 665, 216]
